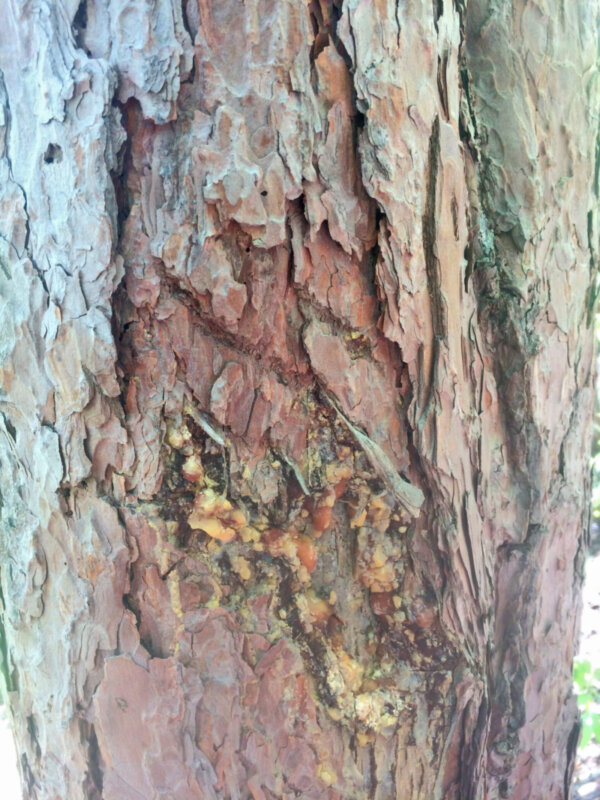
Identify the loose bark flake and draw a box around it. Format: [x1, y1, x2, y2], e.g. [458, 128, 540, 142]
[0, 1, 598, 799]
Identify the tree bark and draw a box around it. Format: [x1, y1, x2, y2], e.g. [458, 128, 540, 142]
[0, 1, 597, 798]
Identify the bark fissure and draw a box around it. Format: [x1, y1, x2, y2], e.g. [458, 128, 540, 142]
[420, 114, 446, 430]
[80, 721, 104, 800]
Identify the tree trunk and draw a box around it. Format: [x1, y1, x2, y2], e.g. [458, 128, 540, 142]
[0, 1, 597, 798]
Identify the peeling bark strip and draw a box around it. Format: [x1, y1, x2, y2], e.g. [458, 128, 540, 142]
[0, 1, 597, 798]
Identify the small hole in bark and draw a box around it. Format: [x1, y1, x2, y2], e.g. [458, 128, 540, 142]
[260, 190, 268, 196]
[43, 144, 63, 164]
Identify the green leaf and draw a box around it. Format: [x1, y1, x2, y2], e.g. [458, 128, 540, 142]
[581, 720, 593, 749]
[592, 714, 600, 744]
[578, 692, 595, 708]
[574, 660, 592, 689]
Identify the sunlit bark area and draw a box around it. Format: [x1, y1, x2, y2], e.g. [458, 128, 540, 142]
[0, 1, 598, 798]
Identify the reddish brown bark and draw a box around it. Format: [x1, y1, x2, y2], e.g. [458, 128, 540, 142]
[0, 0, 597, 798]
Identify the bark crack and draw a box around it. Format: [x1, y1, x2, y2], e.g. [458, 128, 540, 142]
[419, 115, 446, 429]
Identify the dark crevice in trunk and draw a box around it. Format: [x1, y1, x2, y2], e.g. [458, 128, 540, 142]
[433, 0, 444, 32]
[125, 612, 164, 660]
[585, 110, 599, 324]
[437, 52, 450, 121]
[460, 492, 480, 599]
[80, 721, 104, 799]
[26, 714, 41, 761]
[179, 2, 197, 86]
[0, 583, 16, 694]
[180, 0, 194, 43]
[109, 98, 136, 245]
[458, 696, 489, 800]
[72, 0, 90, 55]
[20, 752, 37, 798]
[394, 1, 401, 47]
[330, 3, 352, 71]
[2, 413, 16, 442]
[422, 115, 445, 342]
[308, 1, 331, 65]
[366, 209, 384, 321]
[565, 718, 582, 799]
[456, 13, 480, 154]
[419, 115, 445, 428]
